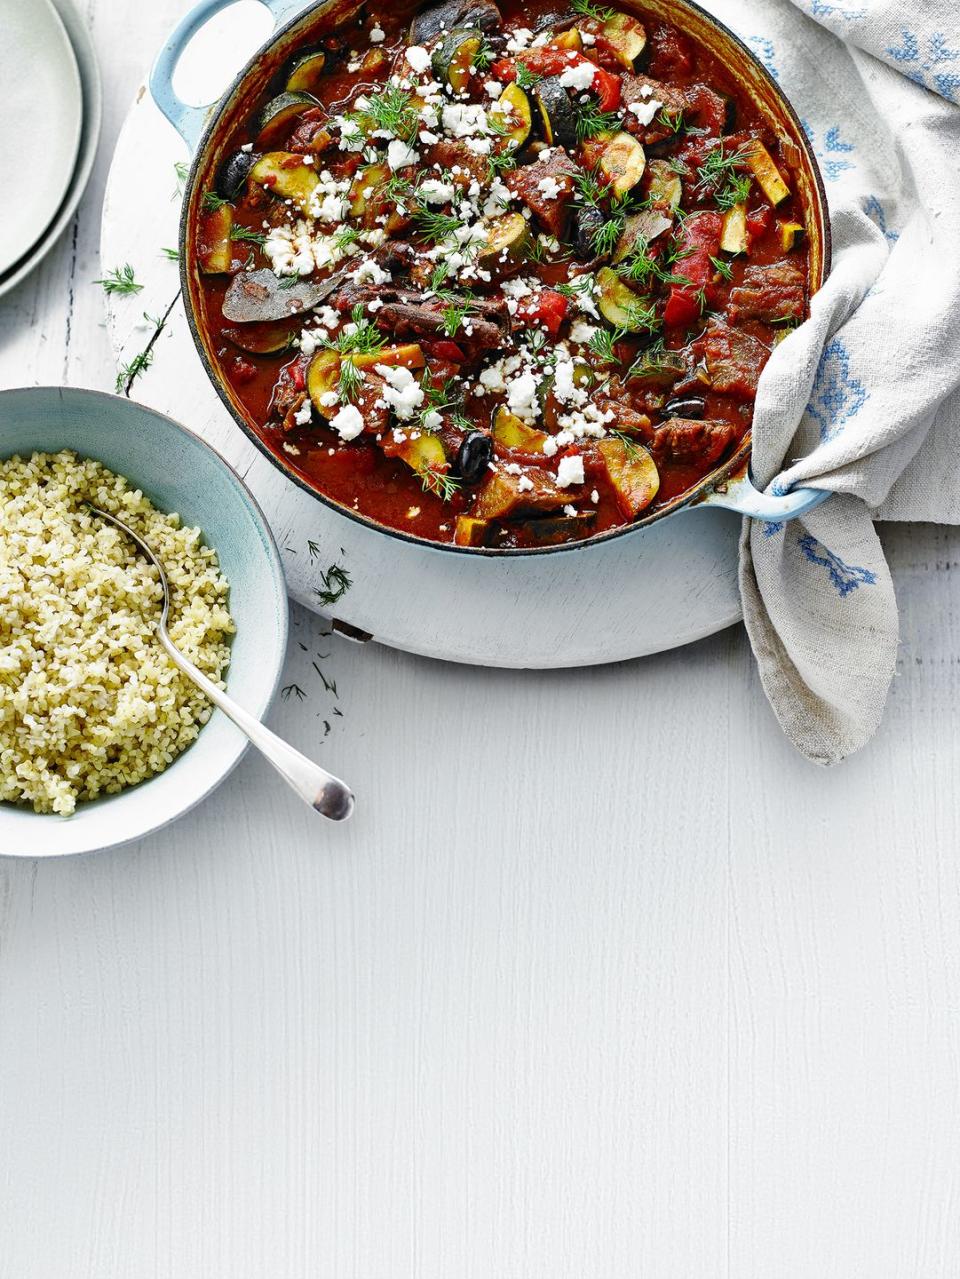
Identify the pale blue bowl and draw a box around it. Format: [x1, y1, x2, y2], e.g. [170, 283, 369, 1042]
[0, 387, 289, 856]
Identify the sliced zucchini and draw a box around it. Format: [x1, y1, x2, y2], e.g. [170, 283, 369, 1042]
[597, 437, 659, 518]
[256, 92, 316, 149]
[596, 267, 650, 331]
[396, 433, 448, 474]
[492, 407, 549, 452]
[646, 159, 682, 212]
[453, 515, 490, 547]
[532, 76, 578, 148]
[249, 151, 320, 213]
[720, 203, 748, 254]
[494, 82, 532, 150]
[352, 344, 425, 371]
[223, 323, 297, 353]
[479, 212, 531, 263]
[348, 162, 391, 217]
[599, 12, 647, 69]
[198, 204, 233, 274]
[507, 511, 597, 545]
[598, 132, 646, 197]
[626, 347, 686, 386]
[612, 209, 673, 262]
[552, 28, 583, 53]
[432, 27, 483, 93]
[473, 469, 569, 520]
[358, 48, 388, 76]
[286, 51, 327, 94]
[307, 350, 342, 416]
[779, 220, 805, 251]
[746, 140, 790, 205]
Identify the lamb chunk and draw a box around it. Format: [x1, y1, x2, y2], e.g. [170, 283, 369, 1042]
[411, 0, 502, 44]
[728, 262, 807, 324]
[504, 153, 575, 239]
[621, 73, 687, 144]
[595, 399, 654, 443]
[650, 417, 737, 469]
[374, 303, 506, 353]
[422, 141, 489, 188]
[694, 319, 770, 400]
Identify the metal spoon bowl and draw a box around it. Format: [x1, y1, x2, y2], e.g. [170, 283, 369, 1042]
[86, 504, 354, 822]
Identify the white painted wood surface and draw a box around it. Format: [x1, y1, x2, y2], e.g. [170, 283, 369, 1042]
[3, 2, 960, 1275]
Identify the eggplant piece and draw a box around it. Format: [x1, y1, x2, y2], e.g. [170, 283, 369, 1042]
[501, 511, 596, 546]
[432, 27, 484, 93]
[597, 438, 659, 518]
[286, 51, 326, 94]
[779, 220, 805, 252]
[255, 92, 316, 148]
[248, 151, 319, 212]
[223, 323, 297, 354]
[456, 431, 494, 484]
[572, 205, 605, 259]
[473, 467, 572, 519]
[492, 407, 549, 452]
[217, 149, 257, 201]
[532, 77, 578, 148]
[663, 396, 706, 419]
[222, 268, 345, 323]
[612, 209, 673, 262]
[410, 0, 501, 44]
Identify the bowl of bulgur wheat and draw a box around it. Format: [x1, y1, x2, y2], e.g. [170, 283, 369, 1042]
[0, 388, 288, 856]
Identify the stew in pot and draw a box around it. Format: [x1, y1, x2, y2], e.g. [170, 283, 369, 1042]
[192, 0, 811, 548]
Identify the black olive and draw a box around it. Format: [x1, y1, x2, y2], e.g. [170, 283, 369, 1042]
[456, 431, 493, 485]
[217, 149, 256, 202]
[573, 206, 604, 260]
[663, 396, 707, 420]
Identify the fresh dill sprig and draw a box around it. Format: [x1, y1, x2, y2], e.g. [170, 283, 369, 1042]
[172, 160, 189, 199]
[693, 285, 709, 312]
[625, 337, 680, 381]
[576, 101, 622, 141]
[95, 264, 142, 296]
[589, 328, 619, 364]
[556, 273, 595, 302]
[570, 0, 615, 20]
[281, 683, 307, 702]
[515, 61, 543, 90]
[201, 190, 231, 212]
[337, 358, 364, 402]
[419, 378, 472, 432]
[348, 85, 419, 141]
[334, 225, 362, 252]
[229, 226, 268, 244]
[618, 240, 693, 289]
[710, 254, 733, 281]
[115, 348, 153, 392]
[414, 206, 463, 243]
[592, 217, 624, 258]
[695, 141, 755, 195]
[332, 305, 386, 356]
[161, 247, 180, 261]
[607, 429, 643, 461]
[278, 273, 302, 289]
[441, 301, 472, 336]
[419, 467, 463, 502]
[714, 171, 753, 211]
[316, 562, 352, 607]
[655, 108, 685, 135]
[472, 35, 495, 74]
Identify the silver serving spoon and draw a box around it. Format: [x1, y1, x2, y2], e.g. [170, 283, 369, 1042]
[86, 505, 354, 822]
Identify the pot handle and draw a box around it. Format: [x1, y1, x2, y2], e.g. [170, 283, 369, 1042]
[149, 0, 310, 152]
[699, 468, 828, 522]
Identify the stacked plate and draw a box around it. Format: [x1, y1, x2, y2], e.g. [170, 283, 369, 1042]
[0, 0, 101, 299]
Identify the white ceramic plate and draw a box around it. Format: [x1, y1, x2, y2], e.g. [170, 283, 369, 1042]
[0, 0, 83, 277]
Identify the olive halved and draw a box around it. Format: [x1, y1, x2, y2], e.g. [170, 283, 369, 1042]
[663, 396, 706, 419]
[216, 148, 257, 201]
[456, 431, 494, 485]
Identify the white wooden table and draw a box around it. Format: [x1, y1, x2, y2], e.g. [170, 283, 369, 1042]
[3, 3, 960, 1275]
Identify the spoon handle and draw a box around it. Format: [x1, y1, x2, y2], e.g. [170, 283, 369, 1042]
[159, 635, 355, 821]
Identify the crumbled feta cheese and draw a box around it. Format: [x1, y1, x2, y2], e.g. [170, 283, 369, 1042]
[581, 30, 597, 45]
[293, 400, 314, 426]
[558, 62, 595, 92]
[536, 175, 563, 201]
[505, 27, 533, 52]
[441, 102, 490, 138]
[299, 330, 318, 357]
[419, 129, 440, 144]
[627, 97, 663, 126]
[375, 363, 425, 419]
[240, 142, 253, 153]
[590, 488, 600, 504]
[387, 139, 419, 170]
[419, 177, 456, 204]
[319, 390, 339, 408]
[351, 258, 391, 285]
[542, 436, 559, 457]
[640, 83, 654, 98]
[506, 372, 540, 420]
[563, 504, 578, 516]
[553, 357, 588, 407]
[569, 320, 598, 344]
[405, 45, 431, 74]
[517, 475, 535, 493]
[369, 24, 385, 43]
[556, 454, 585, 488]
[331, 404, 365, 441]
[484, 79, 503, 99]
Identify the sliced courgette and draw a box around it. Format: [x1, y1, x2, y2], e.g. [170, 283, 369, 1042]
[552, 28, 583, 53]
[198, 204, 233, 274]
[507, 511, 597, 545]
[720, 203, 748, 254]
[599, 12, 647, 69]
[596, 266, 650, 330]
[532, 76, 578, 148]
[454, 515, 491, 547]
[397, 433, 448, 474]
[746, 140, 790, 206]
[626, 347, 686, 385]
[307, 350, 342, 416]
[598, 132, 646, 197]
[646, 158, 682, 212]
[249, 151, 320, 213]
[612, 209, 673, 262]
[779, 220, 805, 251]
[348, 162, 391, 217]
[223, 322, 297, 353]
[352, 344, 425, 371]
[432, 27, 483, 93]
[479, 211, 531, 263]
[256, 92, 316, 149]
[494, 82, 532, 150]
[492, 407, 549, 452]
[597, 437, 660, 518]
[286, 51, 327, 94]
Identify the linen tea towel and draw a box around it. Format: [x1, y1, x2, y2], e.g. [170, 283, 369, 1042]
[702, 0, 960, 763]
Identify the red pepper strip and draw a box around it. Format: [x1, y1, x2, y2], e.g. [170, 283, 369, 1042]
[290, 359, 306, 390]
[517, 289, 569, 336]
[664, 211, 723, 330]
[491, 51, 620, 110]
[746, 206, 773, 240]
[422, 338, 467, 363]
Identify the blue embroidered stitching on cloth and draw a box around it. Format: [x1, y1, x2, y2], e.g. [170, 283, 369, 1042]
[805, 340, 868, 443]
[797, 534, 877, 597]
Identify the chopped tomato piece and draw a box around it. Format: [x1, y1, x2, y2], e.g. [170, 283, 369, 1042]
[517, 289, 569, 336]
[423, 339, 467, 363]
[492, 51, 619, 110]
[289, 359, 306, 391]
[592, 67, 621, 112]
[746, 206, 773, 240]
[663, 287, 701, 330]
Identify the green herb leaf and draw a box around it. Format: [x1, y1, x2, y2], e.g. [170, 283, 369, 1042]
[95, 264, 142, 297]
